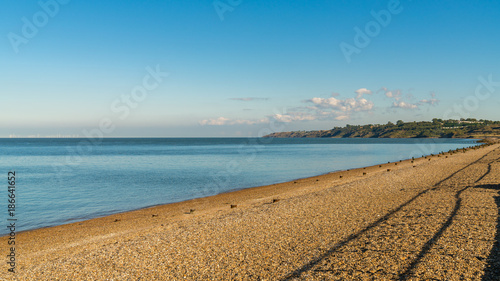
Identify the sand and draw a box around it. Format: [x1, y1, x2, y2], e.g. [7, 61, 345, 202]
[1, 142, 499, 280]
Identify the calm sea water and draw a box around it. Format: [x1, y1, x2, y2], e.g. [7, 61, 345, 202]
[0, 138, 478, 235]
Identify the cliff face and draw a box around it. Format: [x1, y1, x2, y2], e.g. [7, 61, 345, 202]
[263, 120, 500, 138]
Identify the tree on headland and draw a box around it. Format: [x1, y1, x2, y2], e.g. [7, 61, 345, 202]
[432, 118, 442, 124]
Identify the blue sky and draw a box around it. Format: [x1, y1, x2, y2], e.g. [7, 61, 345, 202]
[1, 0, 499, 137]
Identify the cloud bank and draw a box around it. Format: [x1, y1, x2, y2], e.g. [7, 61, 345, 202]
[200, 87, 441, 126]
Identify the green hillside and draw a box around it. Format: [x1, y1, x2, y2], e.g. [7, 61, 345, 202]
[264, 119, 500, 139]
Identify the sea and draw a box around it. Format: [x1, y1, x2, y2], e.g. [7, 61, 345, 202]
[0, 137, 479, 235]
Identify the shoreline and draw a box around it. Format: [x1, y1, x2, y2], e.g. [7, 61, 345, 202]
[2, 140, 486, 238]
[1, 141, 498, 279]
[2, 141, 484, 238]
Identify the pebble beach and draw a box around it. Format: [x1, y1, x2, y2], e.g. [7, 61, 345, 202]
[2, 142, 500, 280]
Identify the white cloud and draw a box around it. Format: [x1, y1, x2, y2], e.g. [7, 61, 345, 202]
[381, 87, 437, 110]
[200, 117, 268, 126]
[308, 96, 373, 112]
[335, 115, 349, 121]
[379, 87, 402, 100]
[199, 117, 230, 125]
[271, 113, 316, 122]
[392, 101, 418, 109]
[419, 93, 439, 106]
[419, 98, 439, 105]
[354, 98, 374, 111]
[297, 93, 375, 121]
[355, 88, 372, 98]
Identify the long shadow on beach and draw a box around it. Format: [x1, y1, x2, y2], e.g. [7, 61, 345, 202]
[397, 186, 469, 280]
[399, 157, 500, 280]
[281, 150, 495, 280]
[280, 150, 500, 280]
[481, 184, 500, 281]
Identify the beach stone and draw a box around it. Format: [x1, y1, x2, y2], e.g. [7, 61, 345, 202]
[1, 143, 499, 280]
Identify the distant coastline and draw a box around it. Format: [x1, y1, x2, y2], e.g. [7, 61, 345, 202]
[264, 118, 500, 139]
